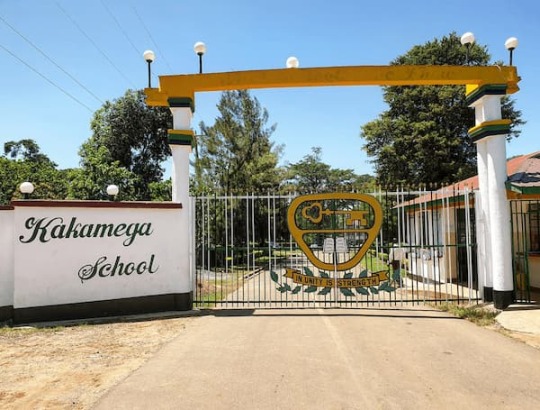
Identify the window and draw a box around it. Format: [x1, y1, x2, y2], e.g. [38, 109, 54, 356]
[530, 203, 540, 252]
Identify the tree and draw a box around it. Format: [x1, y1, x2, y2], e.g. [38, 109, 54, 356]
[0, 140, 68, 204]
[4, 139, 53, 164]
[285, 147, 331, 193]
[285, 147, 375, 193]
[194, 90, 283, 195]
[361, 32, 524, 186]
[79, 89, 172, 200]
[67, 145, 137, 201]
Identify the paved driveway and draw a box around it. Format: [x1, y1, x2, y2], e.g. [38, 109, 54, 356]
[94, 307, 540, 409]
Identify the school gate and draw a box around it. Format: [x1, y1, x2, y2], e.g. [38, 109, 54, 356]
[146, 60, 520, 310]
[193, 189, 480, 309]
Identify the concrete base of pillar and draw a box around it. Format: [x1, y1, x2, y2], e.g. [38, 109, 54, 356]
[483, 287, 493, 302]
[493, 290, 513, 310]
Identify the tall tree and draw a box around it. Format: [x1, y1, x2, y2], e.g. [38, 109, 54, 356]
[285, 147, 375, 193]
[79, 89, 172, 200]
[361, 32, 524, 186]
[195, 90, 283, 194]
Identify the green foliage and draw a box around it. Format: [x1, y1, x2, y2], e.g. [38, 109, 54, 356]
[285, 147, 376, 193]
[194, 90, 283, 195]
[4, 139, 54, 164]
[361, 32, 524, 186]
[79, 89, 172, 200]
[0, 140, 68, 204]
[149, 179, 172, 201]
[66, 146, 137, 201]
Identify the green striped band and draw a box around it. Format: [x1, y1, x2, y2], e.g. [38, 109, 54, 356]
[168, 131, 194, 146]
[466, 84, 507, 106]
[168, 97, 195, 112]
[469, 121, 511, 143]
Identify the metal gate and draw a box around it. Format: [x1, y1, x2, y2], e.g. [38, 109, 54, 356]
[193, 189, 479, 309]
[510, 199, 537, 303]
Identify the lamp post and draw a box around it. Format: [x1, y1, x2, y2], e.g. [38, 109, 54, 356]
[193, 41, 206, 74]
[106, 184, 119, 201]
[19, 181, 34, 199]
[286, 56, 299, 68]
[143, 50, 155, 88]
[460, 32, 475, 65]
[505, 37, 518, 66]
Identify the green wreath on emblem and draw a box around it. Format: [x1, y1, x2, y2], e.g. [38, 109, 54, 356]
[270, 266, 399, 296]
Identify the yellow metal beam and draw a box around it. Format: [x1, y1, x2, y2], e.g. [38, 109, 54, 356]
[145, 65, 520, 106]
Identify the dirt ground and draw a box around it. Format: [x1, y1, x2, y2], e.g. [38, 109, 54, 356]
[0, 315, 194, 409]
[1, 311, 540, 410]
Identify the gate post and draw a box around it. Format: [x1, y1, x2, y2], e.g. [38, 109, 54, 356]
[467, 87, 513, 309]
[167, 98, 194, 204]
[475, 141, 493, 301]
[167, 97, 195, 308]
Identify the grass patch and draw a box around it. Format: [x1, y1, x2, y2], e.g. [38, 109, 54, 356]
[195, 270, 249, 307]
[435, 303, 499, 326]
[360, 255, 388, 273]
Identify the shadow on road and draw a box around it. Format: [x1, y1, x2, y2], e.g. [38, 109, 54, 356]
[200, 308, 462, 320]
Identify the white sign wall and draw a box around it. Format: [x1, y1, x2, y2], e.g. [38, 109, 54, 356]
[10, 201, 190, 322]
[0, 207, 14, 317]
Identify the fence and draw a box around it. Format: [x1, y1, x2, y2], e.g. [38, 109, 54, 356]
[193, 189, 480, 309]
[510, 199, 538, 303]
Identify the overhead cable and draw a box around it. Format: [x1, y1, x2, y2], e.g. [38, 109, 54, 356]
[0, 43, 94, 112]
[0, 13, 104, 105]
[100, 0, 140, 56]
[56, 1, 136, 88]
[132, 6, 173, 72]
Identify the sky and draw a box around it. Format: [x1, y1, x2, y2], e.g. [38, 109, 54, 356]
[0, 0, 538, 179]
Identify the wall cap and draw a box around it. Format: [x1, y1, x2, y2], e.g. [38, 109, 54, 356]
[11, 200, 182, 209]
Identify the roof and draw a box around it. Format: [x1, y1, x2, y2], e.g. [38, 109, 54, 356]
[506, 151, 540, 194]
[441, 151, 540, 192]
[400, 151, 540, 209]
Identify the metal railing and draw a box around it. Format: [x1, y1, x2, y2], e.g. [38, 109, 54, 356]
[193, 189, 479, 309]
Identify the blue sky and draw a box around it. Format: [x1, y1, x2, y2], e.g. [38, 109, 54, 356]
[0, 0, 538, 178]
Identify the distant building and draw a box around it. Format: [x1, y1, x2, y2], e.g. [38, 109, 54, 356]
[396, 151, 540, 302]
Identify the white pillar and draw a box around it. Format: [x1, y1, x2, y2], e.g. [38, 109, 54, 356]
[486, 134, 513, 306]
[168, 104, 194, 308]
[171, 147, 191, 204]
[476, 141, 492, 300]
[169, 106, 193, 203]
[469, 92, 513, 309]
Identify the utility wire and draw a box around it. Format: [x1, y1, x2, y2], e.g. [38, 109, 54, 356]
[0, 13, 104, 105]
[99, 1, 158, 82]
[56, 1, 136, 88]
[132, 5, 173, 72]
[100, 0, 139, 56]
[0, 42, 94, 112]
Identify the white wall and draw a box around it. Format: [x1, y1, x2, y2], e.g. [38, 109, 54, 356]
[405, 207, 454, 283]
[13, 204, 189, 309]
[410, 252, 444, 283]
[0, 208, 14, 309]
